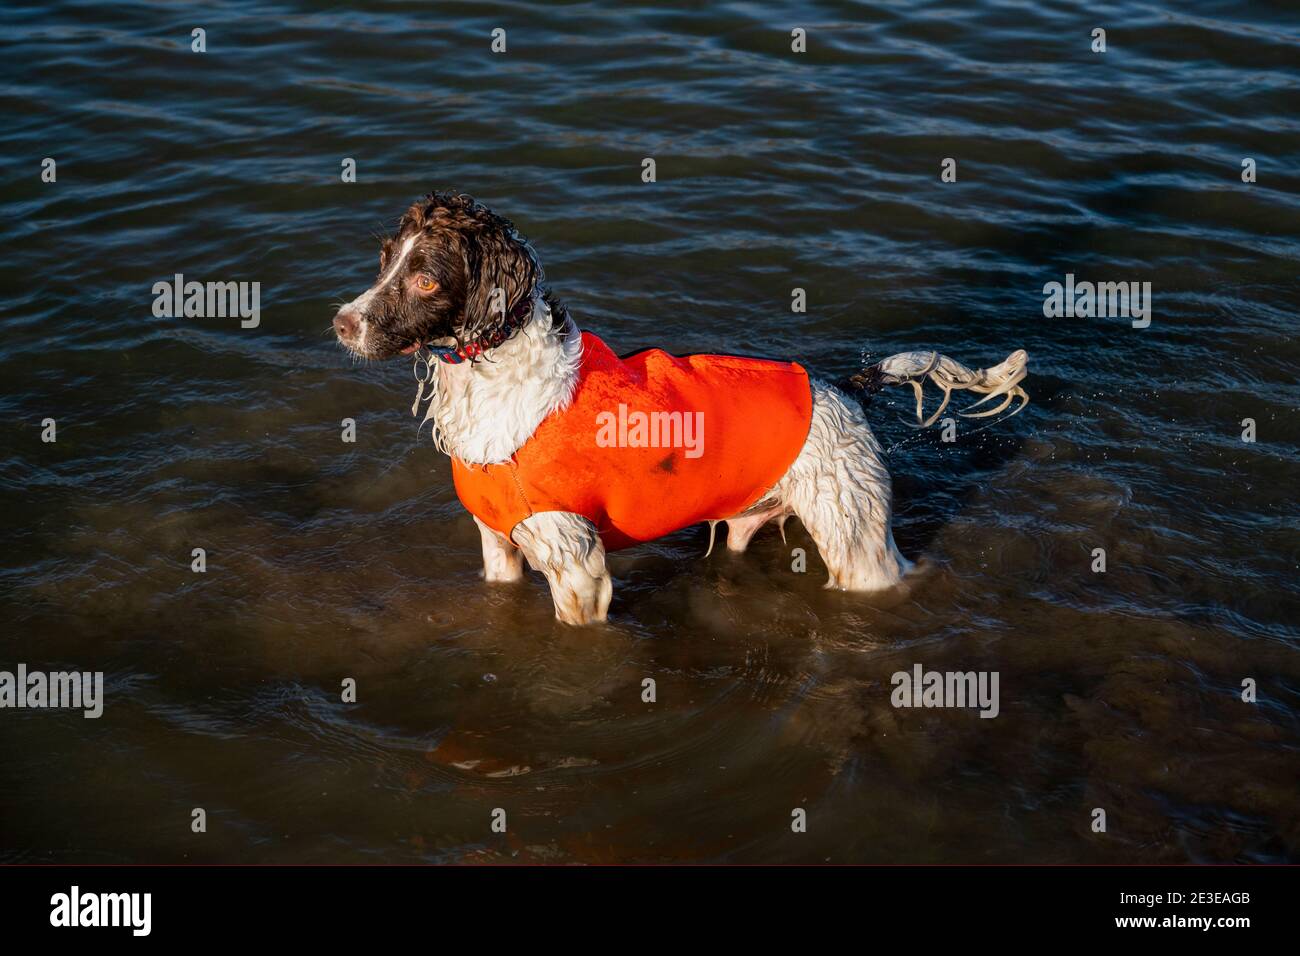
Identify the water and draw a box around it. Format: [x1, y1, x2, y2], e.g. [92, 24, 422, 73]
[1, 0, 1297, 863]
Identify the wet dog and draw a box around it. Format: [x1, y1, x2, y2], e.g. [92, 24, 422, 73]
[334, 192, 1028, 624]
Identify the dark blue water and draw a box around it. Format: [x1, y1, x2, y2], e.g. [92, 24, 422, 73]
[1, 0, 1297, 863]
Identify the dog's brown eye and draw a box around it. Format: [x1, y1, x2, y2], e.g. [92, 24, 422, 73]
[415, 274, 437, 293]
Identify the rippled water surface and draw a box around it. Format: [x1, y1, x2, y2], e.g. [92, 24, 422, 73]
[2, 0, 1298, 863]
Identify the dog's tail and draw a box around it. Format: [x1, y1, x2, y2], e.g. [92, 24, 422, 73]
[838, 349, 1029, 427]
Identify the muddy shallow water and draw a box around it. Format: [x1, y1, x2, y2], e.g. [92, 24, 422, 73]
[1, 0, 1297, 863]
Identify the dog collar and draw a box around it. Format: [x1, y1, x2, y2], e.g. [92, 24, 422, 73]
[426, 298, 534, 364]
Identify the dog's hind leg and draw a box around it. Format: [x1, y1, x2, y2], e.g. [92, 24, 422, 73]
[771, 382, 913, 591]
[511, 511, 613, 625]
[474, 515, 524, 582]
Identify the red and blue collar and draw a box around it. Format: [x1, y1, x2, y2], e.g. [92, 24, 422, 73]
[426, 297, 534, 364]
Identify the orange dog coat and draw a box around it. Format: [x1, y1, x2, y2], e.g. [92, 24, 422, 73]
[452, 332, 813, 551]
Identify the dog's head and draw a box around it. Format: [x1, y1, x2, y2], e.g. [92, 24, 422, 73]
[333, 192, 539, 360]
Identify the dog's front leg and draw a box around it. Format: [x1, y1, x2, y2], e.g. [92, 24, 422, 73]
[511, 512, 612, 625]
[474, 516, 524, 582]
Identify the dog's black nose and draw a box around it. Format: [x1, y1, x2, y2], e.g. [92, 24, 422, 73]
[333, 309, 360, 340]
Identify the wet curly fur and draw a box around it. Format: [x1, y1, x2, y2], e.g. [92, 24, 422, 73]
[362, 192, 567, 359]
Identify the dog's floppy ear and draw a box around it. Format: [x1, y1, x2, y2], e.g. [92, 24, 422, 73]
[418, 192, 539, 346]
